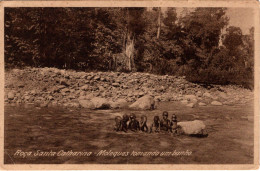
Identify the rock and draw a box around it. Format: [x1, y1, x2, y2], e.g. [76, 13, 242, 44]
[186, 103, 195, 108]
[184, 94, 196, 101]
[30, 90, 36, 95]
[94, 75, 100, 80]
[98, 86, 105, 91]
[57, 85, 66, 90]
[60, 88, 70, 93]
[65, 102, 80, 108]
[154, 96, 161, 101]
[158, 86, 166, 92]
[60, 79, 69, 86]
[219, 92, 228, 99]
[198, 102, 206, 106]
[18, 83, 24, 88]
[112, 83, 120, 87]
[203, 92, 212, 98]
[68, 95, 75, 99]
[24, 95, 30, 101]
[129, 95, 155, 110]
[196, 91, 203, 97]
[78, 95, 86, 100]
[178, 120, 206, 135]
[79, 100, 95, 109]
[110, 99, 128, 109]
[211, 101, 223, 106]
[40, 102, 49, 108]
[47, 96, 54, 100]
[7, 92, 15, 100]
[181, 99, 188, 104]
[85, 93, 95, 100]
[91, 97, 110, 109]
[80, 85, 89, 91]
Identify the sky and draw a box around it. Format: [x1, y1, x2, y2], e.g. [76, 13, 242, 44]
[226, 8, 254, 34]
[173, 7, 255, 35]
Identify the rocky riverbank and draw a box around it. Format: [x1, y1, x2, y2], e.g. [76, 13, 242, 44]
[4, 67, 253, 109]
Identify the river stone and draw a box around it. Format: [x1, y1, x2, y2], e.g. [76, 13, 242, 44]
[196, 91, 203, 97]
[94, 75, 100, 80]
[186, 103, 195, 108]
[57, 85, 66, 90]
[47, 96, 54, 100]
[24, 95, 31, 101]
[65, 102, 80, 108]
[178, 120, 206, 135]
[184, 94, 196, 101]
[98, 86, 105, 91]
[31, 90, 36, 95]
[129, 95, 155, 110]
[7, 92, 15, 100]
[91, 97, 110, 109]
[112, 83, 120, 87]
[198, 102, 206, 106]
[60, 80, 69, 86]
[79, 99, 95, 109]
[203, 92, 212, 98]
[181, 99, 188, 104]
[17, 83, 24, 88]
[61, 88, 70, 93]
[85, 93, 95, 100]
[40, 102, 49, 108]
[211, 101, 223, 106]
[80, 85, 89, 91]
[219, 92, 228, 99]
[110, 99, 128, 109]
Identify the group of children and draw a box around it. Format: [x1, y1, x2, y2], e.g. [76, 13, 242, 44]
[114, 111, 182, 134]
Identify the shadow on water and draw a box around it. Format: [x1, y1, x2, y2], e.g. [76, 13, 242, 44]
[4, 101, 254, 164]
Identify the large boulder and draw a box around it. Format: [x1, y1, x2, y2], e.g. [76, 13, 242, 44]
[129, 95, 155, 110]
[178, 120, 206, 135]
[110, 99, 128, 109]
[78, 99, 95, 109]
[91, 97, 111, 109]
[211, 101, 222, 106]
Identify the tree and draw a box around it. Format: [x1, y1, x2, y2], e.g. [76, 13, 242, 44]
[179, 8, 229, 67]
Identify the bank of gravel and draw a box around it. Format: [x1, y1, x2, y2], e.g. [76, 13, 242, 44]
[4, 67, 253, 109]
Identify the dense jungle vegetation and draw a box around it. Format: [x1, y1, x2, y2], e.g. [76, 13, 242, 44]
[4, 7, 254, 89]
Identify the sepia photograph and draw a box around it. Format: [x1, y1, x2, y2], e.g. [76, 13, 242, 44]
[1, 0, 259, 170]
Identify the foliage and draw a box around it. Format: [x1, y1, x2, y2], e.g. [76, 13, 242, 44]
[5, 7, 254, 89]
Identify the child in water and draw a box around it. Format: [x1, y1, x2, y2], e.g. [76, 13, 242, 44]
[128, 113, 140, 132]
[170, 114, 178, 134]
[160, 111, 171, 132]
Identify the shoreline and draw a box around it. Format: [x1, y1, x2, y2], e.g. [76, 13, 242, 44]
[4, 67, 254, 109]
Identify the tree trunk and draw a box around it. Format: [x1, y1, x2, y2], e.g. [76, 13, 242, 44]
[124, 34, 135, 71]
[123, 8, 135, 72]
[157, 7, 161, 39]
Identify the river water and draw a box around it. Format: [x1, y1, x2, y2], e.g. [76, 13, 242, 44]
[4, 101, 254, 164]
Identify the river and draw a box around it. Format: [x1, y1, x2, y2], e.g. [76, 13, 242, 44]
[4, 101, 254, 164]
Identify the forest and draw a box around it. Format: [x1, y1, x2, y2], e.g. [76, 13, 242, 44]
[4, 7, 254, 89]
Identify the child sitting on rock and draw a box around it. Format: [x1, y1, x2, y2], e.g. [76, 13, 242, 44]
[160, 111, 171, 132]
[128, 113, 140, 132]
